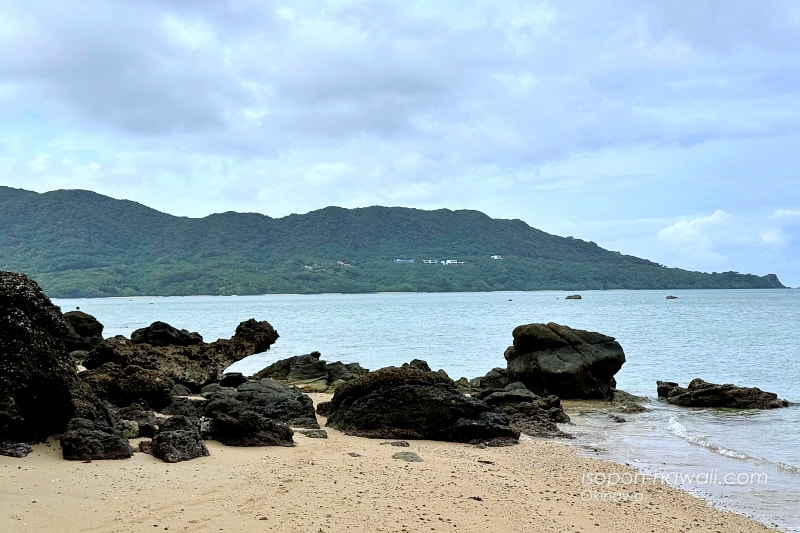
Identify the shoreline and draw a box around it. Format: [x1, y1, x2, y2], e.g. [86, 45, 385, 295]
[561, 398, 797, 532]
[1, 395, 781, 533]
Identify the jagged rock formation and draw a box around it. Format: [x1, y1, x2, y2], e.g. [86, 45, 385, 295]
[82, 319, 279, 390]
[253, 351, 368, 392]
[657, 379, 789, 409]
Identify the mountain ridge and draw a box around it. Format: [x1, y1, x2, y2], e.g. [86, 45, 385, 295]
[0, 186, 786, 297]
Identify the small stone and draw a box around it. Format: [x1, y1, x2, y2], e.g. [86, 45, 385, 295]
[392, 452, 423, 462]
[298, 429, 328, 439]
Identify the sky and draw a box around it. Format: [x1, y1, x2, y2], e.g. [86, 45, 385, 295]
[1, 1, 799, 286]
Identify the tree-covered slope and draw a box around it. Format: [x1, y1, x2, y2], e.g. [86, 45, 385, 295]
[0, 186, 785, 297]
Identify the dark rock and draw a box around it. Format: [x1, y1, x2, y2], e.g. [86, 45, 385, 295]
[253, 352, 369, 392]
[232, 378, 319, 428]
[70, 350, 90, 366]
[131, 321, 203, 347]
[138, 440, 153, 455]
[1, 272, 82, 442]
[60, 418, 132, 460]
[666, 295, 678, 300]
[607, 413, 626, 423]
[63, 311, 104, 352]
[611, 390, 649, 413]
[253, 352, 328, 391]
[471, 368, 508, 390]
[116, 404, 158, 438]
[114, 365, 174, 410]
[476, 387, 571, 438]
[0, 441, 33, 458]
[84, 319, 278, 390]
[381, 440, 410, 447]
[656, 379, 789, 409]
[200, 383, 225, 397]
[565, 294, 582, 300]
[315, 401, 332, 417]
[392, 451, 423, 462]
[162, 396, 207, 418]
[326, 361, 369, 386]
[204, 397, 294, 446]
[298, 429, 328, 438]
[171, 383, 193, 397]
[80, 363, 173, 410]
[151, 415, 209, 463]
[504, 322, 625, 400]
[219, 373, 248, 388]
[325, 366, 518, 446]
[402, 359, 432, 372]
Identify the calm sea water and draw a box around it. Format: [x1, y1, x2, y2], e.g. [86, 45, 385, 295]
[54, 289, 800, 531]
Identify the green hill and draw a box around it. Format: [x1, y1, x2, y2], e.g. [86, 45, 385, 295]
[0, 186, 785, 297]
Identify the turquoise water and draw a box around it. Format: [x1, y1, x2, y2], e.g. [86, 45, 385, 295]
[55, 289, 800, 531]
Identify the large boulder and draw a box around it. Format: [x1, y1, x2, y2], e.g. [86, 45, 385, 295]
[83, 319, 279, 390]
[324, 366, 519, 446]
[131, 321, 203, 347]
[657, 379, 789, 409]
[0, 272, 80, 442]
[200, 378, 319, 431]
[150, 415, 209, 463]
[204, 397, 295, 447]
[233, 378, 319, 428]
[63, 310, 104, 352]
[80, 363, 174, 410]
[504, 322, 625, 399]
[60, 418, 133, 461]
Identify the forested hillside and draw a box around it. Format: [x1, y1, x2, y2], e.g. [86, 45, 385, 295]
[0, 186, 785, 297]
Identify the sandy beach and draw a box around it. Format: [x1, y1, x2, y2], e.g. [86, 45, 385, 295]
[1, 395, 779, 533]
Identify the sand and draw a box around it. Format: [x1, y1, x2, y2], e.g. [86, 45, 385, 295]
[1, 395, 779, 533]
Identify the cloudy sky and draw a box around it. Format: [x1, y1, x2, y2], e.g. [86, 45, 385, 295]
[1, 1, 799, 286]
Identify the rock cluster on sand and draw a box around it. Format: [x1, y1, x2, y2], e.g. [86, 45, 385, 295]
[253, 351, 368, 392]
[657, 378, 789, 409]
[1, 269, 632, 463]
[322, 365, 520, 446]
[0, 270, 295, 461]
[504, 322, 626, 400]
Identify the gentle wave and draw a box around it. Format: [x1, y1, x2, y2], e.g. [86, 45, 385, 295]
[667, 416, 800, 473]
[668, 416, 751, 460]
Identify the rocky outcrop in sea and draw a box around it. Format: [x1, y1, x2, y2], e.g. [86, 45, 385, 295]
[504, 322, 626, 400]
[657, 378, 789, 409]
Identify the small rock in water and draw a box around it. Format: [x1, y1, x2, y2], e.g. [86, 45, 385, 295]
[392, 451, 423, 462]
[607, 413, 626, 423]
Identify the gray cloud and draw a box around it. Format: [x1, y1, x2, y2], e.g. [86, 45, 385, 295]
[2, 0, 800, 284]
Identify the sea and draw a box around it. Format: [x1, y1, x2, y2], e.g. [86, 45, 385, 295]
[53, 289, 800, 532]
